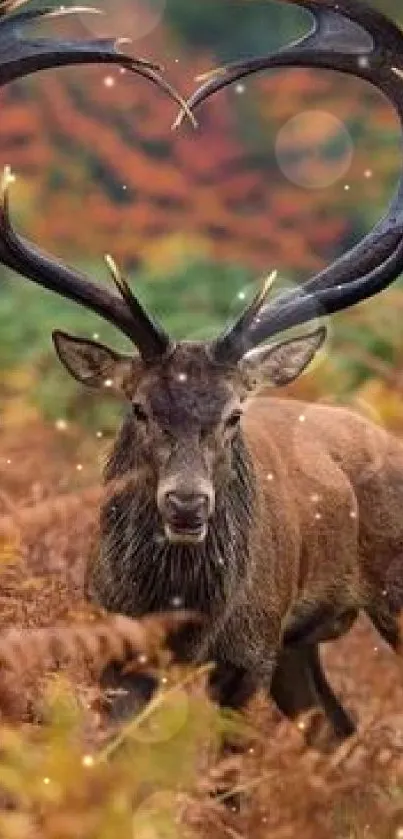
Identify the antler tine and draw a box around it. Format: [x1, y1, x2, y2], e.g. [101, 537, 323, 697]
[211, 271, 278, 363]
[0, 2, 195, 124]
[0, 170, 171, 359]
[104, 255, 171, 359]
[183, 0, 403, 361]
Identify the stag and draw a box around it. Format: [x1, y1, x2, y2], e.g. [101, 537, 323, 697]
[2, 0, 403, 742]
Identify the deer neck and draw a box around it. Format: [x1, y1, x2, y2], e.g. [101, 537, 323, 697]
[93, 421, 256, 617]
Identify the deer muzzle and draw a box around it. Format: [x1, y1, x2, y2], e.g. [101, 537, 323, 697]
[158, 485, 214, 544]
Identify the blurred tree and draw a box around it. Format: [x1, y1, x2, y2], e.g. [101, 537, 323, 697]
[1, 0, 403, 435]
[165, 0, 306, 59]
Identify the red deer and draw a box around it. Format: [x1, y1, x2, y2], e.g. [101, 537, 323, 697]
[2, 0, 403, 742]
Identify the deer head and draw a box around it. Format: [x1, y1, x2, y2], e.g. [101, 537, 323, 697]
[2, 0, 403, 544]
[53, 298, 326, 543]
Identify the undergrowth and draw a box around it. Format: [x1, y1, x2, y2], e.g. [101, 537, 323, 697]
[0, 611, 243, 839]
[0, 668, 219, 839]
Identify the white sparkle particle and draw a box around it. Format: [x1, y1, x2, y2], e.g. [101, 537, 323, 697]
[364, 169, 373, 179]
[6, 459, 11, 465]
[310, 493, 320, 503]
[171, 596, 183, 608]
[297, 720, 306, 731]
[3, 166, 16, 188]
[104, 76, 115, 88]
[92, 333, 100, 341]
[374, 646, 378, 653]
[350, 510, 357, 519]
[122, 185, 127, 191]
[119, 67, 127, 75]
[218, 557, 225, 567]
[395, 827, 403, 839]
[96, 431, 103, 439]
[344, 184, 350, 191]
[175, 58, 179, 63]
[177, 372, 187, 383]
[299, 414, 306, 423]
[238, 291, 246, 300]
[76, 464, 83, 472]
[82, 755, 94, 768]
[267, 473, 274, 481]
[104, 379, 113, 388]
[161, 677, 168, 685]
[235, 83, 245, 94]
[248, 747, 255, 754]
[315, 512, 322, 521]
[138, 654, 148, 665]
[55, 419, 67, 432]
[382, 589, 388, 596]
[43, 777, 50, 785]
[358, 56, 370, 69]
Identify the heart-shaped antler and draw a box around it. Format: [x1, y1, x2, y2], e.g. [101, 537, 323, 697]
[177, 0, 403, 363]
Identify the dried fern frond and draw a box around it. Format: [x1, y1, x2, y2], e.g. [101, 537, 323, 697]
[0, 469, 150, 543]
[0, 611, 197, 681]
[0, 486, 102, 542]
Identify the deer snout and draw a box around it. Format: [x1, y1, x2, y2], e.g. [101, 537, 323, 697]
[158, 485, 214, 544]
[166, 491, 209, 518]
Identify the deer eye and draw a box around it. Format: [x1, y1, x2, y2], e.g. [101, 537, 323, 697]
[224, 411, 242, 431]
[132, 403, 149, 424]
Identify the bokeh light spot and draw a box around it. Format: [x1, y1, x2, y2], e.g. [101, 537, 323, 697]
[79, 0, 166, 42]
[275, 111, 353, 189]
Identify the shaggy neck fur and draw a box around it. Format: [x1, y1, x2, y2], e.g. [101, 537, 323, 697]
[92, 416, 256, 619]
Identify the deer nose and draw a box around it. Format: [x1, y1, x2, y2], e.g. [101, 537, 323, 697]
[165, 491, 209, 520]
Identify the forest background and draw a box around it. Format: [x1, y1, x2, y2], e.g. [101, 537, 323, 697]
[1, 0, 403, 434]
[0, 5, 403, 837]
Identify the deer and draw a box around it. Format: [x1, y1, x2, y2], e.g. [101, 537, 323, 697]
[2, 0, 403, 744]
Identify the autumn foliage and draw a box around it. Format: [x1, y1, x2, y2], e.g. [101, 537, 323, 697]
[0, 0, 398, 278]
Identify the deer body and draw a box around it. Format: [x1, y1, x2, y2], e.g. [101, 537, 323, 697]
[91, 396, 403, 645]
[3, 0, 403, 742]
[86, 373, 403, 737]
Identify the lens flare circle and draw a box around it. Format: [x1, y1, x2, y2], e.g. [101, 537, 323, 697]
[275, 111, 354, 190]
[78, 0, 166, 42]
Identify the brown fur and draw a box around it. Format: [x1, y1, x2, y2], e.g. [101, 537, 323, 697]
[53, 333, 403, 743]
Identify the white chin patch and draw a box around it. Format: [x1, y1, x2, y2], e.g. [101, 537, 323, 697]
[165, 523, 208, 545]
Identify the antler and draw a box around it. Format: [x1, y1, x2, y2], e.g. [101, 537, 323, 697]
[0, 0, 191, 361]
[0, 1, 192, 118]
[0, 170, 171, 359]
[178, 0, 403, 364]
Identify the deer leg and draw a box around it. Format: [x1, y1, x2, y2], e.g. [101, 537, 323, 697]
[270, 645, 355, 746]
[208, 662, 259, 810]
[100, 663, 158, 722]
[209, 661, 258, 711]
[308, 647, 356, 739]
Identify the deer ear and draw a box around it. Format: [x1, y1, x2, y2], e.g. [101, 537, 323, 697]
[241, 327, 327, 388]
[52, 330, 134, 392]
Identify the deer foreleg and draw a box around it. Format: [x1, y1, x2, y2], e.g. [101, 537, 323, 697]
[270, 645, 356, 748]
